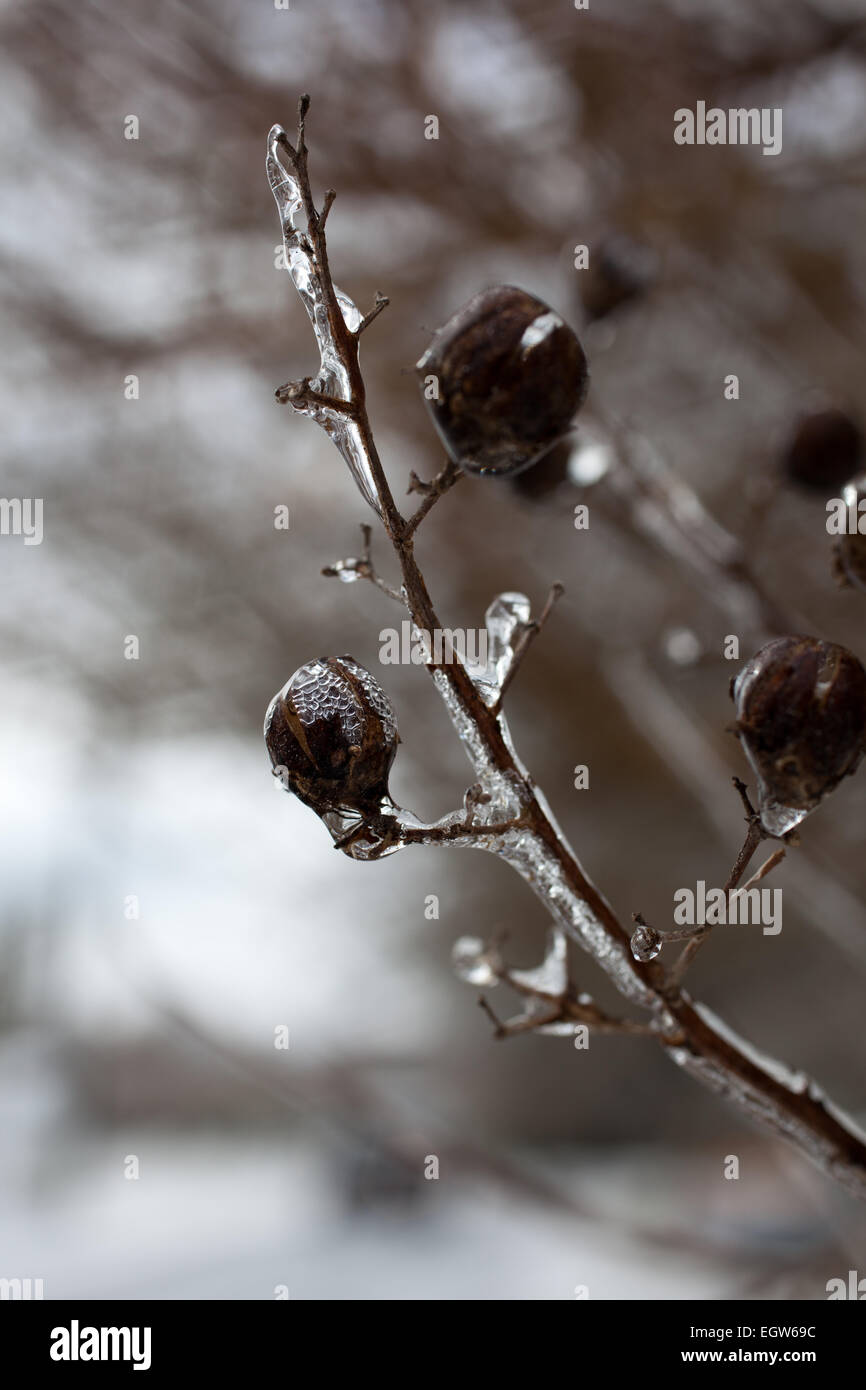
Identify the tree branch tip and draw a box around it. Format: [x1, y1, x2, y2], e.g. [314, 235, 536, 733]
[275, 128, 297, 160]
[478, 995, 505, 1038]
[357, 294, 391, 336]
[406, 470, 430, 496]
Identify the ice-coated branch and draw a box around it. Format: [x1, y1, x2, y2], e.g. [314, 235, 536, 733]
[265, 98, 866, 1203]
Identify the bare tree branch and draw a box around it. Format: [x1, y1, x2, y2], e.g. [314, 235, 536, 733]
[265, 99, 866, 1203]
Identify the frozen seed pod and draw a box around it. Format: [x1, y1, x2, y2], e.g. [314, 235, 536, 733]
[265, 656, 398, 816]
[833, 475, 866, 593]
[416, 285, 589, 477]
[732, 636, 866, 836]
[782, 409, 862, 493]
[630, 922, 662, 963]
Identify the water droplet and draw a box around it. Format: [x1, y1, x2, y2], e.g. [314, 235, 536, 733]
[452, 936, 500, 987]
[332, 559, 362, 583]
[758, 797, 810, 838]
[630, 923, 662, 962]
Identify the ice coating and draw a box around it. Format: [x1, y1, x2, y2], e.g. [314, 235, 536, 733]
[509, 928, 568, 996]
[267, 126, 382, 516]
[463, 591, 532, 705]
[630, 922, 662, 962]
[667, 1000, 866, 1198]
[431, 650, 657, 1008]
[337, 655, 399, 745]
[452, 936, 500, 987]
[754, 799, 810, 838]
[288, 659, 365, 748]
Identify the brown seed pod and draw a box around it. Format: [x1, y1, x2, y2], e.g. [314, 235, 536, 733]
[265, 656, 398, 816]
[732, 636, 866, 835]
[416, 285, 589, 477]
[782, 409, 862, 493]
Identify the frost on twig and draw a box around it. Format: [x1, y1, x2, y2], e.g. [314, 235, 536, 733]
[267, 119, 382, 516]
[456, 930, 660, 1041]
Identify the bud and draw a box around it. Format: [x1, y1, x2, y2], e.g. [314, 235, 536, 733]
[265, 656, 398, 816]
[732, 636, 866, 835]
[416, 286, 589, 477]
[782, 409, 862, 492]
[833, 475, 866, 593]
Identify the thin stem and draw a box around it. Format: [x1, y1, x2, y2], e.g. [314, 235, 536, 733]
[741, 848, 787, 892]
[405, 458, 463, 537]
[321, 523, 406, 605]
[669, 782, 767, 986]
[356, 293, 389, 336]
[276, 379, 359, 415]
[491, 582, 564, 714]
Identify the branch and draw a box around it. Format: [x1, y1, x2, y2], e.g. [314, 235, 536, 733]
[321, 523, 406, 605]
[405, 458, 463, 537]
[266, 100, 866, 1203]
[588, 406, 803, 641]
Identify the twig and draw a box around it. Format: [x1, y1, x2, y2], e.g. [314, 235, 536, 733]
[741, 848, 787, 892]
[491, 582, 564, 715]
[276, 378, 359, 416]
[356, 292, 390, 336]
[668, 779, 767, 987]
[592, 407, 800, 639]
[405, 458, 463, 536]
[321, 523, 406, 604]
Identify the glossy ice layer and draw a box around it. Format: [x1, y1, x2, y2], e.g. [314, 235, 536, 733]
[267, 126, 382, 516]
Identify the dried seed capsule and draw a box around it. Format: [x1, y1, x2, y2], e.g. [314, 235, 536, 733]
[732, 636, 866, 836]
[832, 475, 866, 593]
[416, 285, 589, 477]
[782, 409, 862, 492]
[265, 656, 398, 815]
